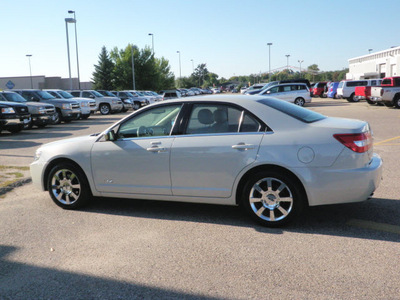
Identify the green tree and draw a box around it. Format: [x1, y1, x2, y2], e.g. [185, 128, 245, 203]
[92, 46, 115, 90]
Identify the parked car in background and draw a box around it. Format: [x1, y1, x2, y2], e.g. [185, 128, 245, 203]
[146, 91, 163, 102]
[13, 89, 80, 124]
[30, 95, 382, 227]
[162, 90, 182, 100]
[326, 82, 340, 99]
[336, 80, 369, 102]
[369, 76, 400, 108]
[0, 91, 54, 129]
[240, 87, 248, 94]
[311, 82, 327, 97]
[0, 100, 31, 134]
[98, 90, 132, 112]
[353, 79, 382, 103]
[112, 91, 146, 110]
[68, 90, 123, 115]
[123, 90, 152, 107]
[256, 83, 311, 106]
[244, 83, 267, 95]
[44, 89, 96, 119]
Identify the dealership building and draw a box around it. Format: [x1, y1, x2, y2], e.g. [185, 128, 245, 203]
[0, 75, 92, 90]
[347, 46, 400, 80]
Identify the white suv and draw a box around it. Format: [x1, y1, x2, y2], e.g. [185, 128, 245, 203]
[256, 83, 311, 106]
[336, 80, 368, 102]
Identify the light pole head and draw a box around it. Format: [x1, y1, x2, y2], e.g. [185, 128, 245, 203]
[148, 33, 153, 36]
[26, 54, 32, 57]
[267, 43, 273, 46]
[68, 10, 75, 14]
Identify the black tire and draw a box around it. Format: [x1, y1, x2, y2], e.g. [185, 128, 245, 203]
[52, 109, 62, 124]
[366, 99, 376, 105]
[133, 102, 140, 110]
[241, 170, 305, 227]
[24, 120, 33, 130]
[294, 97, 305, 106]
[81, 115, 90, 120]
[64, 119, 72, 123]
[47, 162, 91, 209]
[37, 124, 47, 128]
[383, 101, 394, 107]
[99, 103, 111, 115]
[393, 95, 400, 109]
[122, 108, 128, 112]
[347, 93, 355, 102]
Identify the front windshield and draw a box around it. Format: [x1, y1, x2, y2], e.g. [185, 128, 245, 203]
[2, 92, 27, 103]
[102, 91, 115, 97]
[135, 91, 144, 96]
[37, 91, 55, 100]
[58, 91, 74, 99]
[92, 90, 104, 97]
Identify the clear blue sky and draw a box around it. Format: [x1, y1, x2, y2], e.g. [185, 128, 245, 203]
[1, 0, 399, 82]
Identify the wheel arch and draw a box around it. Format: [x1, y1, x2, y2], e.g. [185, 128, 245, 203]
[43, 157, 92, 195]
[235, 164, 309, 206]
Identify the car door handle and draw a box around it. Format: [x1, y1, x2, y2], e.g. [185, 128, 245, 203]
[146, 146, 167, 153]
[232, 143, 255, 150]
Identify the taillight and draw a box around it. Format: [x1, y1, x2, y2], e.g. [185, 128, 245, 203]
[333, 132, 372, 153]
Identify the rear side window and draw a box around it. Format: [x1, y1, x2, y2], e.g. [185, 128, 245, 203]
[382, 79, 392, 85]
[257, 98, 326, 123]
[395, 78, 400, 86]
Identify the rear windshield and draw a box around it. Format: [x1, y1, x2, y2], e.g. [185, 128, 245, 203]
[257, 98, 326, 123]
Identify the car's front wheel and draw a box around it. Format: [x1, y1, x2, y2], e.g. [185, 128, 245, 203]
[242, 171, 305, 227]
[294, 97, 305, 106]
[393, 95, 400, 109]
[99, 103, 111, 115]
[47, 162, 91, 209]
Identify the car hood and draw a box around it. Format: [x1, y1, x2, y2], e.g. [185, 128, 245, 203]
[25, 101, 54, 108]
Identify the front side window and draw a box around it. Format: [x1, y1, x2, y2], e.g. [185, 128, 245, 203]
[118, 104, 182, 138]
[37, 91, 55, 100]
[82, 92, 93, 98]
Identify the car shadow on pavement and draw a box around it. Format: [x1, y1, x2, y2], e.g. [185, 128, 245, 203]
[82, 196, 400, 242]
[0, 140, 42, 150]
[307, 100, 352, 107]
[0, 245, 221, 299]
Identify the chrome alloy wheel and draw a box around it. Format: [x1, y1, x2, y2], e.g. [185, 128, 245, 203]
[249, 177, 294, 222]
[51, 169, 81, 205]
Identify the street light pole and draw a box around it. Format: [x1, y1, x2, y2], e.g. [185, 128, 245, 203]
[65, 18, 75, 90]
[26, 54, 33, 89]
[298, 60, 304, 77]
[267, 43, 272, 82]
[177, 51, 181, 78]
[131, 45, 136, 90]
[368, 48, 373, 54]
[191, 59, 194, 74]
[68, 10, 81, 89]
[148, 33, 154, 55]
[286, 54, 290, 71]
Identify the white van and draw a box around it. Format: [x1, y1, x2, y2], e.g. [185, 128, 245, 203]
[336, 80, 369, 102]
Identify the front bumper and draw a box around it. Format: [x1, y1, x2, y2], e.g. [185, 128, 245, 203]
[32, 114, 52, 125]
[62, 109, 82, 120]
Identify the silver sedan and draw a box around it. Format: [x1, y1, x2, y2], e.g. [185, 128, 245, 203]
[30, 95, 382, 227]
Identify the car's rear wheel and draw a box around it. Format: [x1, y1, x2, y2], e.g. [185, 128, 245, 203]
[99, 104, 111, 115]
[366, 99, 376, 105]
[294, 97, 305, 106]
[347, 93, 355, 102]
[242, 171, 305, 227]
[393, 95, 400, 108]
[133, 102, 140, 110]
[47, 162, 90, 209]
[7, 124, 23, 133]
[384, 101, 394, 107]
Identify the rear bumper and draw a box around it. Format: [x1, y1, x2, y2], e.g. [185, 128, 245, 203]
[304, 153, 383, 206]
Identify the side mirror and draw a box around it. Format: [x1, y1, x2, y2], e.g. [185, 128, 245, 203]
[105, 130, 117, 141]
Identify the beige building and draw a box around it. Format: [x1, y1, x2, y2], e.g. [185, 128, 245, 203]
[0, 76, 93, 90]
[347, 46, 400, 80]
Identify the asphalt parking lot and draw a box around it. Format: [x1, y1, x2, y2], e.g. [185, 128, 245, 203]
[0, 97, 399, 299]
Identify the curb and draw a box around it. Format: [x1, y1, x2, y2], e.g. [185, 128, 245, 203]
[0, 177, 32, 196]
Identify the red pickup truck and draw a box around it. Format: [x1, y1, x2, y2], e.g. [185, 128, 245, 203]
[354, 79, 382, 104]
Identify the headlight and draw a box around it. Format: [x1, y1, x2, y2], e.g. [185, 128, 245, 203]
[124, 100, 132, 104]
[1, 107, 15, 114]
[38, 107, 46, 114]
[62, 104, 71, 109]
[112, 100, 118, 104]
[33, 149, 42, 161]
[81, 102, 89, 107]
